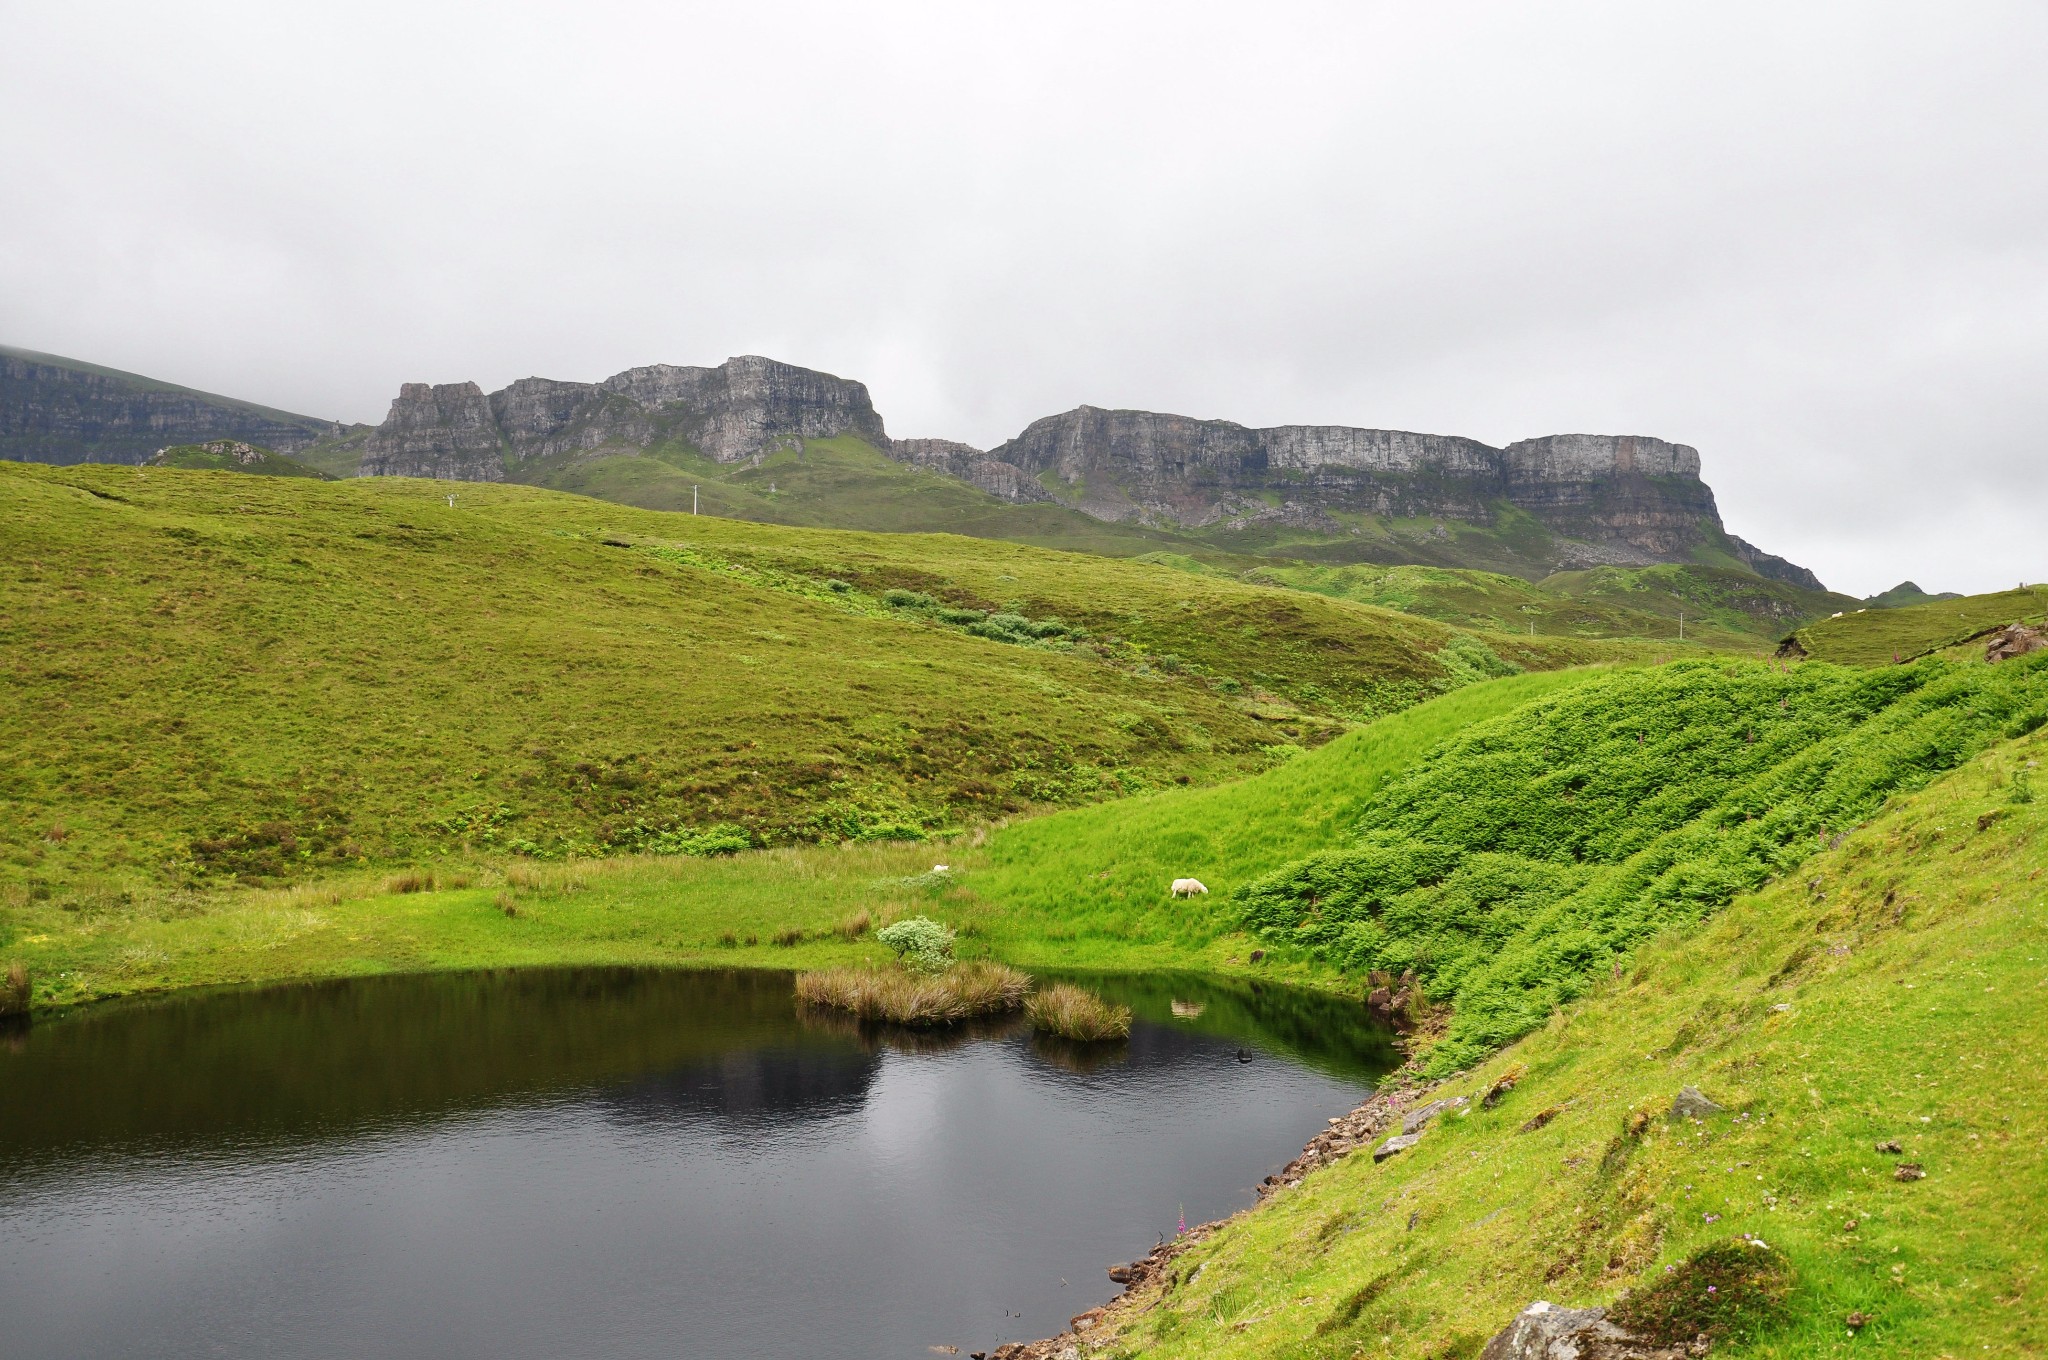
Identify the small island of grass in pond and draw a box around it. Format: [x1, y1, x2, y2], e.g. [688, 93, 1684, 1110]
[1025, 983, 1133, 1041]
[794, 961, 1031, 1025]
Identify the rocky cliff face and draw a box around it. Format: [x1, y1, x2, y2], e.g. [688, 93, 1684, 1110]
[890, 438, 1052, 503]
[361, 356, 887, 480]
[982, 407, 1755, 569]
[1, 346, 337, 465]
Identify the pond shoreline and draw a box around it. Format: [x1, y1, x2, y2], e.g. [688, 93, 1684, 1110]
[990, 1072, 1443, 1360]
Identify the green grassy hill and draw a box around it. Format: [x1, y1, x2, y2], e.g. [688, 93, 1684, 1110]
[960, 670, 1605, 968]
[146, 440, 331, 478]
[1239, 561, 1855, 648]
[1784, 586, 2048, 666]
[1078, 718, 2048, 1358]
[2, 461, 1651, 898]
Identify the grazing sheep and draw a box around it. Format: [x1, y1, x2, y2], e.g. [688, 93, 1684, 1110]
[1170, 878, 1208, 898]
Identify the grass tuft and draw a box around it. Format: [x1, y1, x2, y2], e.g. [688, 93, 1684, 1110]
[386, 872, 435, 895]
[1025, 982, 1133, 1041]
[794, 961, 1031, 1026]
[1, 962, 28, 1018]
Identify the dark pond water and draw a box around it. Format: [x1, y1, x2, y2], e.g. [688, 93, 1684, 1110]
[0, 968, 1394, 1359]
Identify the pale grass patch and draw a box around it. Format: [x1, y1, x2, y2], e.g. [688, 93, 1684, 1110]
[1026, 983, 1133, 1041]
[795, 961, 1031, 1026]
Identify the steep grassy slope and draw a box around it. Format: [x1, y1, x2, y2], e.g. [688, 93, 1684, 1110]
[1080, 723, 2048, 1359]
[2, 462, 1638, 896]
[958, 670, 1606, 968]
[1235, 656, 2048, 1070]
[1784, 586, 2048, 667]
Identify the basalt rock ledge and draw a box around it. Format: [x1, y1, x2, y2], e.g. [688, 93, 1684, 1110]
[361, 355, 887, 479]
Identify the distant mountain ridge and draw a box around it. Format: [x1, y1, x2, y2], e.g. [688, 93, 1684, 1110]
[362, 356, 888, 479]
[0, 345, 342, 463]
[2, 343, 1825, 589]
[971, 407, 1822, 585]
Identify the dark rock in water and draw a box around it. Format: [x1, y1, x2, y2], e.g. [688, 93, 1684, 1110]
[1479, 1301, 1699, 1360]
[1236, 1048, 1252, 1063]
[1668, 1086, 1725, 1120]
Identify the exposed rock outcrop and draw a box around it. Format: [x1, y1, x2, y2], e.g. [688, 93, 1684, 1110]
[891, 438, 1052, 503]
[979, 406, 1801, 577]
[361, 355, 888, 480]
[1, 345, 337, 465]
[1479, 1302, 1702, 1360]
[364, 382, 506, 480]
[1729, 535, 1827, 592]
[1986, 624, 2048, 663]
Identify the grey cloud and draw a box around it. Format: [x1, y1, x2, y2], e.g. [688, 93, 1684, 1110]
[3, 0, 2043, 594]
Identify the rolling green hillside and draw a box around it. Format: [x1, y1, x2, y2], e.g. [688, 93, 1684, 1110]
[1241, 562, 1854, 648]
[1, 461, 1646, 897]
[1783, 586, 2048, 666]
[146, 441, 331, 478]
[1078, 720, 2048, 1359]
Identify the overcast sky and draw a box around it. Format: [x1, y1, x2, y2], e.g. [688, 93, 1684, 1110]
[4, 2, 2043, 595]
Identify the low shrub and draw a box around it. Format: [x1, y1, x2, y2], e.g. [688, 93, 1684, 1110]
[1026, 983, 1132, 1041]
[876, 915, 956, 973]
[794, 961, 1031, 1026]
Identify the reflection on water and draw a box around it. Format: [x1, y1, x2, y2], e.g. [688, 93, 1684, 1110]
[1, 967, 1392, 1360]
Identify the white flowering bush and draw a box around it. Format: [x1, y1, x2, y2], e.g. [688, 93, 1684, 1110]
[875, 916, 955, 974]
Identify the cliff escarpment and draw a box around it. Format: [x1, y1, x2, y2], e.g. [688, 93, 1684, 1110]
[0, 346, 338, 464]
[361, 355, 888, 480]
[978, 406, 1759, 572]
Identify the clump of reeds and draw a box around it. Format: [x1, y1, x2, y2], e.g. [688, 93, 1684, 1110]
[1026, 983, 1133, 1041]
[494, 893, 519, 917]
[772, 925, 806, 947]
[794, 961, 1031, 1026]
[1, 962, 30, 1019]
[835, 910, 871, 941]
[386, 871, 435, 895]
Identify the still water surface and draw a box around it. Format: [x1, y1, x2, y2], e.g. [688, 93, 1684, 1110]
[0, 968, 1392, 1358]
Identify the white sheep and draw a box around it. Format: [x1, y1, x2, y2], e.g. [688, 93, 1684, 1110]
[1170, 878, 1208, 898]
